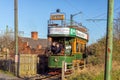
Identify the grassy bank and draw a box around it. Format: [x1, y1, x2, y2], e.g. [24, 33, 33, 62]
[67, 69, 120, 80]
[67, 61, 120, 80]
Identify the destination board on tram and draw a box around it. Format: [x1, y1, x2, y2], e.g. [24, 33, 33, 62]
[50, 14, 65, 20]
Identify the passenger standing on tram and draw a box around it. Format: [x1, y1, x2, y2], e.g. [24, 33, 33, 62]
[51, 42, 56, 54]
[54, 43, 62, 54]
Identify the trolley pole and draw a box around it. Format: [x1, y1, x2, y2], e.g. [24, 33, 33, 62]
[70, 12, 82, 26]
[70, 14, 73, 26]
[14, 0, 19, 76]
[104, 0, 114, 80]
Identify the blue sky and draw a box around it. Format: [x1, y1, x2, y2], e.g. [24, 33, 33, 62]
[0, 0, 120, 44]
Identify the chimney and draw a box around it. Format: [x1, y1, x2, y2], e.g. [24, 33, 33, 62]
[31, 32, 38, 40]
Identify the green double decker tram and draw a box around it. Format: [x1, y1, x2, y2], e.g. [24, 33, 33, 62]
[47, 9, 89, 69]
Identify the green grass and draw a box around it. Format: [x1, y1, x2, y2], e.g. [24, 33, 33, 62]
[0, 69, 14, 77]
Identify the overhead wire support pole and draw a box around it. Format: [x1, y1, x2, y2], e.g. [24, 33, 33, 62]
[14, 0, 19, 76]
[104, 0, 114, 80]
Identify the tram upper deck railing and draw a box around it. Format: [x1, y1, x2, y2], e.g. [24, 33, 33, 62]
[48, 20, 88, 33]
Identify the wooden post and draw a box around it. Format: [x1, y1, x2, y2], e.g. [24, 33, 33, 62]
[62, 61, 65, 80]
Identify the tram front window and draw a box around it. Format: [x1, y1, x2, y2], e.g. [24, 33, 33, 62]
[51, 41, 63, 55]
[50, 37, 72, 55]
[64, 41, 72, 55]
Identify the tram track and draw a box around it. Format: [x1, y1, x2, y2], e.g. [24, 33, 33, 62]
[32, 74, 61, 80]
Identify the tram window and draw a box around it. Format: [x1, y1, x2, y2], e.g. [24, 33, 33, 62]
[65, 41, 72, 54]
[78, 44, 81, 52]
[80, 44, 85, 53]
[80, 44, 83, 52]
[76, 43, 79, 52]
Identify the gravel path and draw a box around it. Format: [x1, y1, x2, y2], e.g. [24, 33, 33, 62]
[0, 72, 22, 80]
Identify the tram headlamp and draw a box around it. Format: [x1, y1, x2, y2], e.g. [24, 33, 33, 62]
[54, 58, 58, 62]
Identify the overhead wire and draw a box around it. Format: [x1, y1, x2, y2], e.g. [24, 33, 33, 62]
[64, 0, 119, 44]
[91, 6, 120, 19]
[64, 0, 92, 24]
[64, 0, 80, 11]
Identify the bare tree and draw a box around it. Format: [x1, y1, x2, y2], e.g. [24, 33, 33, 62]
[0, 26, 14, 55]
[114, 12, 120, 39]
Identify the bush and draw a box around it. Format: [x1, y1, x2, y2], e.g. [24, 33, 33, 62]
[87, 56, 101, 65]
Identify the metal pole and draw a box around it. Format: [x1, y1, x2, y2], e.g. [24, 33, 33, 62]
[70, 12, 82, 26]
[104, 0, 114, 80]
[14, 0, 19, 76]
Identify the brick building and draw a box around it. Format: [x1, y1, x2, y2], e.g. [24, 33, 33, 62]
[18, 32, 49, 55]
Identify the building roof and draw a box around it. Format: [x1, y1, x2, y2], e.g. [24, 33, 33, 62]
[20, 37, 48, 49]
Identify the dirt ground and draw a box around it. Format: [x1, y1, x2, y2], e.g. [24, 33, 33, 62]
[0, 72, 22, 80]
